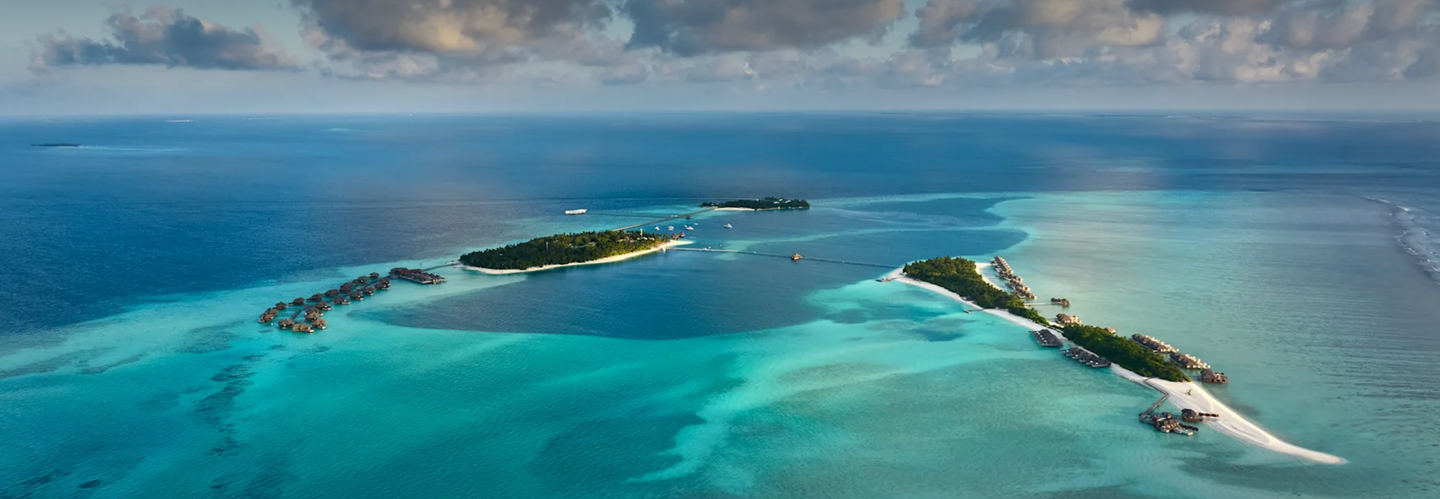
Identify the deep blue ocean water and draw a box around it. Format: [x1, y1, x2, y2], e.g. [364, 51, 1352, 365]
[2, 113, 1440, 498]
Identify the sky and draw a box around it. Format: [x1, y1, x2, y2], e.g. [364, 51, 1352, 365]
[2, 0, 1438, 115]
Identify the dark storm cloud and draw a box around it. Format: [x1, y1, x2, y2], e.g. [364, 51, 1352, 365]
[33, 6, 296, 71]
[624, 0, 907, 56]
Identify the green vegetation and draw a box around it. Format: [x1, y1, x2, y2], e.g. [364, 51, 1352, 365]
[902, 257, 1046, 324]
[460, 231, 676, 270]
[904, 256, 1190, 382]
[1061, 325, 1190, 382]
[701, 197, 810, 210]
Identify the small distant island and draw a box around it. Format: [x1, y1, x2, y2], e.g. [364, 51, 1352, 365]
[460, 230, 683, 273]
[32, 143, 81, 148]
[701, 197, 809, 210]
[902, 256, 1188, 382]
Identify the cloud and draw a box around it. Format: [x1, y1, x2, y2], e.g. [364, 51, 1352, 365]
[293, 0, 633, 82]
[1125, 0, 1288, 16]
[32, 6, 297, 72]
[625, 0, 907, 56]
[910, 0, 982, 48]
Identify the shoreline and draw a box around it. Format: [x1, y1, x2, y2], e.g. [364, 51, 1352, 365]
[461, 240, 693, 275]
[886, 267, 1346, 465]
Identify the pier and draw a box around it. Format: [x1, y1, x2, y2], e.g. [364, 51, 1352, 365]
[608, 208, 716, 232]
[1138, 394, 1199, 436]
[668, 247, 895, 269]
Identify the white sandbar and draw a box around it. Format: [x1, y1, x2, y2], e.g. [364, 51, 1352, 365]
[887, 267, 1346, 464]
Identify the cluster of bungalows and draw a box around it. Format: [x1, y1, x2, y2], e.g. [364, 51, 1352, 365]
[1063, 347, 1111, 368]
[261, 271, 402, 334]
[1182, 408, 1220, 423]
[1141, 411, 1197, 436]
[390, 268, 446, 284]
[1126, 333, 1228, 382]
[1131, 334, 1177, 354]
[991, 256, 1036, 300]
[1031, 329, 1063, 348]
[1054, 313, 1083, 325]
[1170, 352, 1210, 370]
[1050, 297, 1071, 307]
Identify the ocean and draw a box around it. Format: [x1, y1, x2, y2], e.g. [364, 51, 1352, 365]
[2, 113, 1439, 498]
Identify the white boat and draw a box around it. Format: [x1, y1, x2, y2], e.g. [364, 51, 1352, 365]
[655, 226, 660, 231]
[684, 226, 694, 230]
[564, 209, 588, 215]
[724, 223, 733, 229]
[667, 226, 674, 231]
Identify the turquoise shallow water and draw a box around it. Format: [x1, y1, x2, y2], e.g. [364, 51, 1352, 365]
[4, 191, 1438, 498]
[6, 114, 1440, 498]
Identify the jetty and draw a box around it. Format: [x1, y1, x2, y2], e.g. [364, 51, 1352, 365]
[390, 268, 445, 284]
[669, 247, 895, 269]
[1138, 394, 1199, 436]
[608, 208, 716, 232]
[1030, 329, 1062, 348]
[1062, 347, 1111, 368]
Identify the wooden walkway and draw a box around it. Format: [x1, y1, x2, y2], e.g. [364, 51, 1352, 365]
[608, 208, 716, 232]
[669, 247, 895, 269]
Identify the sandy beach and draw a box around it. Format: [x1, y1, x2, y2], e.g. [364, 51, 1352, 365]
[887, 267, 1346, 464]
[462, 240, 693, 275]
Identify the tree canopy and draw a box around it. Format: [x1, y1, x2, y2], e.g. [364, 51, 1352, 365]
[460, 231, 674, 270]
[701, 197, 810, 210]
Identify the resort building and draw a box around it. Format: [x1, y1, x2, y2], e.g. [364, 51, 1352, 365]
[1055, 314, 1083, 325]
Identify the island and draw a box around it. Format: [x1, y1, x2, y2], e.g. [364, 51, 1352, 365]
[901, 256, 1188, 382]
[32, 143, 81, 148]
[459, 230, 685, 274]
[901, 257, 1052, 326]
[701, 197, 809, 210]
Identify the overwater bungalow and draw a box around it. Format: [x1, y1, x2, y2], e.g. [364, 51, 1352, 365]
[1131, 334, 1177, 354]
[334, 296, 351, 305]
[293, 323, 313, 334]
[259, 311, 276, 323]
[1055, 314, 1082, 325]
[291, 298, 306, 306]
[308, 294, 323, 303]
[1050, 298, 1071, 307]
[349, 291, 364, 301]
[1170, 353, 1210, 370]
[1062, 347, 1111, 368]
[311, 319, 327, 330]
[791, 253, 804, 261]
[363, 287, 375, 296]
[1182, 409, 1220, 422]
[278, 318, 295, 329]
[1201, 369, 1229, 384]
[1030, 329, 1062, 348]
[274, 301, 288, 311]
[325, 289, 340, 298]
[369, 272, 380, 279]
[317, 302, 333, 311]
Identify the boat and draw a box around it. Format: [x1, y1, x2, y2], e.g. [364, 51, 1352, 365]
[655, 226, 660, 231]
[565, 209, 587, 215]
[684, 225, 694, 230]
[724, 223, 733, 229]
[667, 226, 674, 231]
